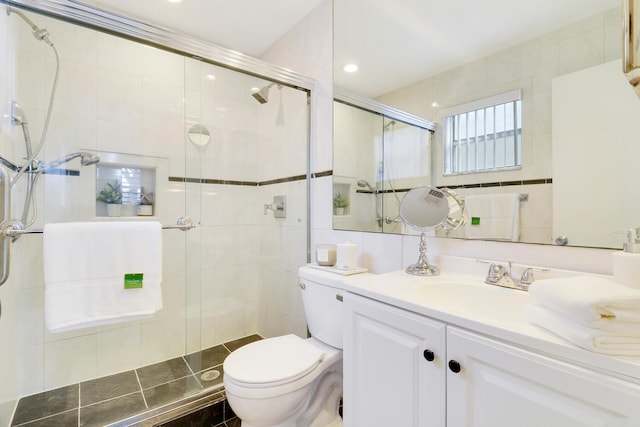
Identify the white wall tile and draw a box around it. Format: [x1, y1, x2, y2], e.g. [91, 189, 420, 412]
[96, 324, 141, 377]
[44, 335, 96, 390]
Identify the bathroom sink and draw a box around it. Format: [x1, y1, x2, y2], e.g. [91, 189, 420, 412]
[344, 270, 530, 327]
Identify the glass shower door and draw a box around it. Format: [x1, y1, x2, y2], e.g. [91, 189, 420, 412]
[183, 57, 310, 387]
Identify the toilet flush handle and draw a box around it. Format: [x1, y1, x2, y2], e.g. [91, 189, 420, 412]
[336, 294, 343, 302]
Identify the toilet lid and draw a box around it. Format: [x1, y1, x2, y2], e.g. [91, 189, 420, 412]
[224, 334, 324, 385]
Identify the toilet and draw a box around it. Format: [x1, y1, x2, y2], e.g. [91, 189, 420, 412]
[223, 266, 346, 427]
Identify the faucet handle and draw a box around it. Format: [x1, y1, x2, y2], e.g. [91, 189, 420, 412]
[520, 267, 550, 286]
[486, 263, 507, 283]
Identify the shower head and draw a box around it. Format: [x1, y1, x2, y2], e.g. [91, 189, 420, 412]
[357, 180, 376, 192]
[11, 101, 27, 125]
[7, 6, 54, 46]
[39, 152, 100, 172]
[251, 83, 274, 104]
[251, 83, 282, 104]
[383, 120, 396, 132]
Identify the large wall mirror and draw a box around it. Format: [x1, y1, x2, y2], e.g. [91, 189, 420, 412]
[333, 0, 640, 249]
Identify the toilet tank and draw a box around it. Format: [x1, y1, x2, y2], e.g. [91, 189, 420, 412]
[298, 266, 348, 349]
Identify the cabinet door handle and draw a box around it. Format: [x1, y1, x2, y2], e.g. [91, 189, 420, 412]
[423, 349, 435, 362]
[448, 359, 462, 373]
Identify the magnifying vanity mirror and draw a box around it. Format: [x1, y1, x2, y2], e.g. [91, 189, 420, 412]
[333, 0, 640, 250]
[400, 186, 466, 276]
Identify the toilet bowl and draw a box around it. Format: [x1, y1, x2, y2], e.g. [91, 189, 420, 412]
[223, 266, 347, 427]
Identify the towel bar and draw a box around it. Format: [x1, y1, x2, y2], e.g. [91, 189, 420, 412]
[460, 193, 528, 202]
[0, 216, 196, 238]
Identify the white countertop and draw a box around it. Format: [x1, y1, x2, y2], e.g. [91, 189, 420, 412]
[302, 265, 640, 382]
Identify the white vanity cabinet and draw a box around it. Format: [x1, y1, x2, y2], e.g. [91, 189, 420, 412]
[343, 292, 640, 427]
[447, 327, 640, 426]
[343, 292, 446, 426]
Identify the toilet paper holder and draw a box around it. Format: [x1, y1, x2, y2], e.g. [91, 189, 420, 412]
[264, 195, 286, 218]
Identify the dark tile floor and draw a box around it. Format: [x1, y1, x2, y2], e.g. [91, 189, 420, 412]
[11, 335, 261, 427]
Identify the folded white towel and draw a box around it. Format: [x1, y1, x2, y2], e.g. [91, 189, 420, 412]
[528, 276, 640, 327]
[526, 304, 640, 356]
[463, 193, 520, 241]
[43, 221, 163, 333]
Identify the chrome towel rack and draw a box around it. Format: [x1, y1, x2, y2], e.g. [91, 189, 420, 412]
[0, 216, 196, 238]
[0, 215, 195, 288]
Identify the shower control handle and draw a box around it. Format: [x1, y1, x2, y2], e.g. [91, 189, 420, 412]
[264, 195, 286, 218]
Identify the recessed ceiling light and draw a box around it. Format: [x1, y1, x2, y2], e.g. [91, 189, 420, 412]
[343, 64, 359, 73]
[206, 74, 216, 80]
[167, 0, 182, 3]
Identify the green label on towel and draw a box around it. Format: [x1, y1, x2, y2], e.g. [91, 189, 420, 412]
[124, 273, 144, 289]
[471, 217, 480, 226]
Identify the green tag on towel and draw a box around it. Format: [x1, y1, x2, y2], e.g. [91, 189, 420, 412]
[124, 273, 144, 289]
[471, 217, 480, 226]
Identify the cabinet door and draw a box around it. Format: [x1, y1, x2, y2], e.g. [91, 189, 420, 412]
[447, 327, 640, 427]
[343, 293, 446, 427]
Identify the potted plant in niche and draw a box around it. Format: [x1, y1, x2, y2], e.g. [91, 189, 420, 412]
[333, 192, 348, 215]
[97, 180, 122, 217]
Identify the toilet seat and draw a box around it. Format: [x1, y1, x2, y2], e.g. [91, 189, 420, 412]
[224, 334, 324, 388]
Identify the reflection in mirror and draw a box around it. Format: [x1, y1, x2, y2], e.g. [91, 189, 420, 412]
[400, 186, 465, 276]
[188, 124, 211, 146]
[333, 92, 435, 234]
[334, 3, 634, 249]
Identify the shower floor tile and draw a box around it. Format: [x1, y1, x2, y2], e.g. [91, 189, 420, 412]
[136, 356, 192, 389]
[79, 392, 146, 427]
[143, 374, 203, 409]
[224, 334, 262, 352]
[185, 344, 229, 373]
[80, 370, 140, 406]
[10, 334, 262, 427]
[11, 384, 78, 426]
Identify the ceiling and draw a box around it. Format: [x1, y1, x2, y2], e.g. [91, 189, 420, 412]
[76, 0, 324, 56]
[78, 0, 620, 98]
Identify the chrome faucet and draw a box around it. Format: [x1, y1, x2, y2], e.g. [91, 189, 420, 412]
[484, 262, 519, 289]
[477, 259, 549, 291]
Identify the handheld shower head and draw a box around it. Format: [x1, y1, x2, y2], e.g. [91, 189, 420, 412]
[357, 180, 376, 192]
[11, 101, 27, 125]
[79, 152, 101, 166]
[39, 152, 100, 172]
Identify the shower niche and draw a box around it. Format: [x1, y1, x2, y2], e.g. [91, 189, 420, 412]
[93, 151, 163, 218]
[96, 164, 156, 217]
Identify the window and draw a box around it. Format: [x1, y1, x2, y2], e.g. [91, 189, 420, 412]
[442, 90, 522, 175]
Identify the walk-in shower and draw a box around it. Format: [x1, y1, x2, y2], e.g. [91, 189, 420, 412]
[1, 3, 312, 426]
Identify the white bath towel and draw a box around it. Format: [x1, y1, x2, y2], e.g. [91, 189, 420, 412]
[526, 304, 640, 356]
[463, 193, 520, 241]
[43, 221, 163, 333]
[528, 276, 640, 327]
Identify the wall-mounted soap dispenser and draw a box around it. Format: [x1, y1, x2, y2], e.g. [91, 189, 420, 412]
[612, 228, 640, 288]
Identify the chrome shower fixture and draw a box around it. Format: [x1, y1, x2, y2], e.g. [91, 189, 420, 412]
[251, 83, 282, 104]
[42, 152, 100, 171]
[357, 180, 376, 192]
[383, 120, 396, 132]
[11, 101, 27, 125]
[6, 6, 54, 46]
[0, 152, 100, 174]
